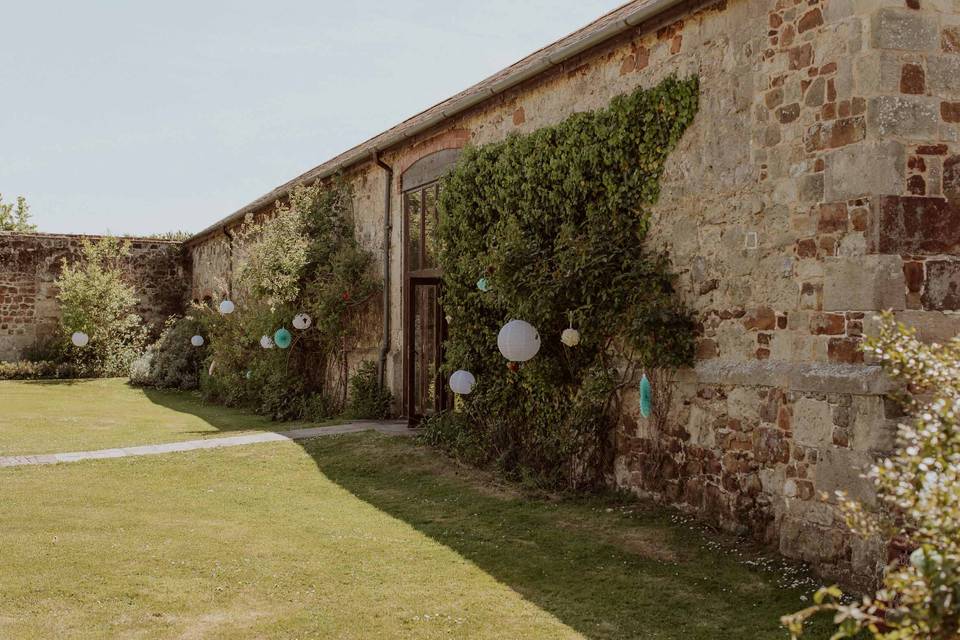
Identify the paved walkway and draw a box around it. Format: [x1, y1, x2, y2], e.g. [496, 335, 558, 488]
[0, 420, 412, 468]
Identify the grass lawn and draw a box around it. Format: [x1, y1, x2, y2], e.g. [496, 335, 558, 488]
[0, 440, 831, 638]
[0, 378, 330, 455]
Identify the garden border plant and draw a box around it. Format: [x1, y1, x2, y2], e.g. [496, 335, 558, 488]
[132, 178, 392, 422]
[424, 74, 700, 489]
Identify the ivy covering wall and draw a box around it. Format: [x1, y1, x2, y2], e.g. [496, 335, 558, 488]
[429, 74, 700, 488]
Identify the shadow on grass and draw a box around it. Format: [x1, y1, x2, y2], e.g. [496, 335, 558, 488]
[138, 385, 828, 639]
[299, 433, 831, 640]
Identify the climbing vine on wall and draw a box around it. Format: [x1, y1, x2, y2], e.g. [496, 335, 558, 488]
[430, 74, 700, 489]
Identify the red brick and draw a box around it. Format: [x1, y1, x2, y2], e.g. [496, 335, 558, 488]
[904, 261, 924, 293]
[916, 144, 949, 155]
[878, 195, 960, 255]
[907, 175, 926, 196]
[942, 102, 960, 123]
[828, 338, 864, 364]
[810, 313, 846, 335]
[817, 202, 848, 233]
[901, 63, 925, 95]
[796, 238, 818, 258]
[798, 8, 823, 33]
[512, 106, 525, 126]
[742, 306, 777, 331]
[788, 43, 813, 70]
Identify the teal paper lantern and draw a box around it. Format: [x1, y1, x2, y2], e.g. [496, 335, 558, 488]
[476, 277, 491, 292]
[639, 373, 652, 418]
[273, 328, 292, 349]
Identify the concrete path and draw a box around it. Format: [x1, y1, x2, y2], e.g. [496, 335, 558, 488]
[0, 420, 412, 469]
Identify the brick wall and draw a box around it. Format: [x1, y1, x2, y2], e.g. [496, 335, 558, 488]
[0, 233, 189, 361]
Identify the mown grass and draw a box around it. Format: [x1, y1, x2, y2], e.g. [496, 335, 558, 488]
[0, 427, 829, 638]
[0, 378, 333, 455]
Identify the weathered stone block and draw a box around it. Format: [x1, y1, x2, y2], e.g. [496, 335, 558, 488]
[815, 448, 876, 508]
[793, 397, 834, 448]
[878, 195, 960, 255]
[871, 9, 939, 51]
[868, 96, 940, 139]
[805, 117, 866, 152]
[823, 140, 904, 202]
[927, 55, 960, 95]
[922, 260, 960, 310]
[822, 256, 906, 311]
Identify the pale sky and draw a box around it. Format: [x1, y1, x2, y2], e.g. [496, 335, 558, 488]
[1, 0, 624, 236]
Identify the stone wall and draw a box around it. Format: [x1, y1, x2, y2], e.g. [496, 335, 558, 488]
[0, 233, 188, 361]
[186, 0, 960, 586]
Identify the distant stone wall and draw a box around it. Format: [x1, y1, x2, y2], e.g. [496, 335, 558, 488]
[0, 233, 189, 361]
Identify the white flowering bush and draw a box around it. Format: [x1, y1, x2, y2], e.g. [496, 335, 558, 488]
[783, 312, 959, 639]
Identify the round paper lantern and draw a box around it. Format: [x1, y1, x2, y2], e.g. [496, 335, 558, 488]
[292, 313, 312, 330]
[71, 331, 89, 347]
[497, 319, 540, 362]
[218, 299, 235, 315]
[273, 328, 292, 349]
[449, 370, 476, 395]
[561, 328, 581, 347]
[191, 335, 205, 347]
[476, 277, 491, 292]
[260, 335, 274, 349]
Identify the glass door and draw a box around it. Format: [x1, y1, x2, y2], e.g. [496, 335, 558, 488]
[402, 181, 449, 424]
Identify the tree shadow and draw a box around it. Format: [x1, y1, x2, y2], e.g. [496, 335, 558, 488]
[298, 433, 831, 640]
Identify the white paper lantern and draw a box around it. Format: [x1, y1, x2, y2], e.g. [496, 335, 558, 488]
[449, 370, 476, 395]
[260, 335, 274, 349]
[71, 331, 89, 347]
[191, 335, 205, 347]
[218, 299, 235, 315]
[292, 313, 312, 330]
[497, 319, 540, 362]
[561, 328, 581, 347]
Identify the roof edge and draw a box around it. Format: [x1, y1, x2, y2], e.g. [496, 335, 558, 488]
[187, 0, 686, 246]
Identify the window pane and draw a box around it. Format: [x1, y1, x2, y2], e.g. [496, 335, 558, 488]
[406, 190, 421, 272]
[423, 185, 437, 269]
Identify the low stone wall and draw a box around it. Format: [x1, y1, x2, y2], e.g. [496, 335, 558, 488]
[0, 233, 189, 361]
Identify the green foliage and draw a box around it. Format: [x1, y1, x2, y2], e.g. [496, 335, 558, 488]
[347, 361, 392, 419]
[189, 179, 388, 421]
[783, 312, 960, 639]
[128, 315, 206, 389]
[0, 194, 36, 232]
[431, 75, 699, 488]
[56, 237, 147, 377]
[0, 360, 77, 380]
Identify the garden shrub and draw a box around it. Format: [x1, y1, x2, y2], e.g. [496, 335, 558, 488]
[128, 315, 206, 389]
[194, 178, 389, 421]
[783, 312, 960, 639]
[346, 361, 392, 419]
[0, 360, 76, 380]
[429, 74, 699, 489]
[56, 237, 147, 377]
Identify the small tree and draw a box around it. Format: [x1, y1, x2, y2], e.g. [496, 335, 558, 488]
[783, 312, 959, 639]
[57, 237, 146, 377]
[0, 194, 36, 232]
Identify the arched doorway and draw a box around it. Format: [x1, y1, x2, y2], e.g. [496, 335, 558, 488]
[401, 148, 460, 424]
